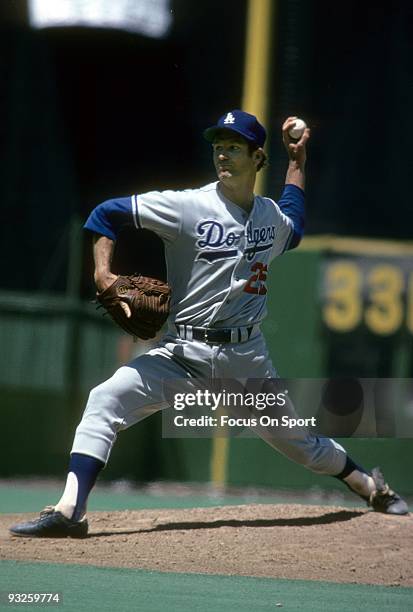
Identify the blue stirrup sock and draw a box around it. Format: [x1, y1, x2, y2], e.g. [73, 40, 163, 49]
[334, 455, 375, 499]
[55, 453, 105, 521]
[334, 456, 366, 480]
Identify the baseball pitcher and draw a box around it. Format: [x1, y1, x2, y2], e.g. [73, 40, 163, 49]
[10, 111, 408, 538]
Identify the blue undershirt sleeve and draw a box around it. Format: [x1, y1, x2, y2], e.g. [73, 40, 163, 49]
[277, 184, 305, 250]
[83, 197, 134, 241]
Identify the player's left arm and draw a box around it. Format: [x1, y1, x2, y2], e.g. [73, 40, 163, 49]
[277, 117, 311, 250]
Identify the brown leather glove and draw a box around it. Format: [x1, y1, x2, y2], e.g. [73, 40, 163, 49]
[96, 275, 171, 340]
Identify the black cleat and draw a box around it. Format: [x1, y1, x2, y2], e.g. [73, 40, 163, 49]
[9, 506, 88, 538]
[368, 467, 409, 515]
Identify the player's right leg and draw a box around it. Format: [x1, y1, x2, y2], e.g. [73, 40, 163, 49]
[251, 391, 408, 514]
[9, 345, 190, 538]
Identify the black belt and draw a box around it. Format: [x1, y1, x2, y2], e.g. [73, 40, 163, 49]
[175, 325, 255, 344]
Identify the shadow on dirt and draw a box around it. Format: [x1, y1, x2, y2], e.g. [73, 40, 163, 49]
[90, 509, 365, 537]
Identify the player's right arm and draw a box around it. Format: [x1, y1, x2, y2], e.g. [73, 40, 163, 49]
[282, 116, 310, 191]
[274, 117, 311, 251]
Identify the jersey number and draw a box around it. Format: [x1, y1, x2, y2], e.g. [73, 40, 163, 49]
[244, 262, 268, 295]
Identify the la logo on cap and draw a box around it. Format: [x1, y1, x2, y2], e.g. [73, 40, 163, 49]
[203, 109, 266, 147]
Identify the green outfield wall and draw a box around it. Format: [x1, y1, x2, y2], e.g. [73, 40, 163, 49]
[1, 239, 413, 493]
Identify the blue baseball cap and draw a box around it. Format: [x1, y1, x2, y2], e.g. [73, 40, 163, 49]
[203, 110, 266, 148]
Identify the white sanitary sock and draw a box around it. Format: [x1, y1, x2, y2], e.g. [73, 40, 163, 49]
[344, 469, 375, 498]
[54, 472, 80, 519]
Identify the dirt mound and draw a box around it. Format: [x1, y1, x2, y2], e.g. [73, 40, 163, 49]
[2, 504, 412, 587]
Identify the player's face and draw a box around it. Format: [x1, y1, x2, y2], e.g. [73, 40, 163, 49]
[212, 135, 257, 181]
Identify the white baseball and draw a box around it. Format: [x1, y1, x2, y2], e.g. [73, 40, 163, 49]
[288, 118, 307, 140]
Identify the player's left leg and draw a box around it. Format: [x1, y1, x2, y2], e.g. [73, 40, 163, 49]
[9, 340, 195, 538]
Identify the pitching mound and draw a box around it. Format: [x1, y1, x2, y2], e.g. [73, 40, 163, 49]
[1, 504, 412, 587]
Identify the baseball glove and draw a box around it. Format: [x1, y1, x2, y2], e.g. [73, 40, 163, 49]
[96, 274, 171, 340]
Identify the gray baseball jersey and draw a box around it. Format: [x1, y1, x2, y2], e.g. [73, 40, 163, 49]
[86, 181, 295, 327]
